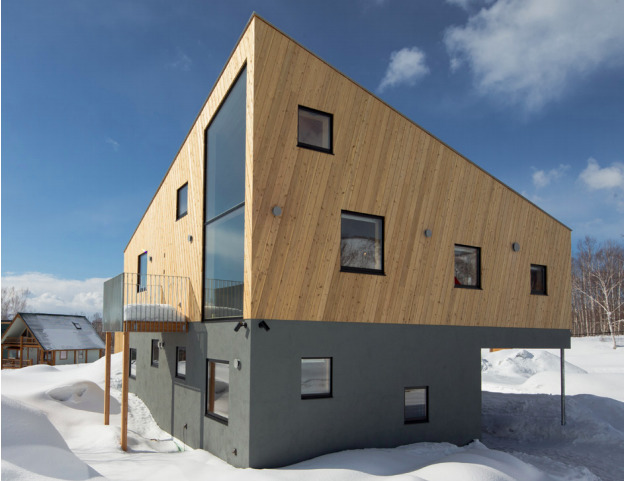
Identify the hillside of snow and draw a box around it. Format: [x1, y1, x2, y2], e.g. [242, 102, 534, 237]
[2, 336, 623, 481]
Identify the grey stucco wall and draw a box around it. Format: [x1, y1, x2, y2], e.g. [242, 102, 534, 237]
[127, 320, 569, 469]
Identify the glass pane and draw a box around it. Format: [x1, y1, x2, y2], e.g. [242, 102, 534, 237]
[177, 348, 186, 377]
[454, 245, 479, 287]
[205, 68, 246, 220]
[301, 358, 331, 397]
[405, 387, 427, 421]
[151, 340, 159, 366]
[130, 349, 137, 378]
[204, 206, 244, 319]
[341, 213, 383, 270]
[208, 361, 229, 419]
[177, 184, 188, 218]
[531, 265, 546, 294]
[138, 253, 148, 291]
[298, 108, 331, 150]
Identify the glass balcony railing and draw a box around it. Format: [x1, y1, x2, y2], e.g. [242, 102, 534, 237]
[203, 279, 243, 319]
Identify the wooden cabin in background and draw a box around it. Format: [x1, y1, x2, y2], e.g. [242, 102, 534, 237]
[1, 313, 105, 369]
[102, 14, 571, 468]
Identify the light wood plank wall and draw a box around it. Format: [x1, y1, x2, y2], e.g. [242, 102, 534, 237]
[249, 18, 571, 330]
[122, 19, 256, 327]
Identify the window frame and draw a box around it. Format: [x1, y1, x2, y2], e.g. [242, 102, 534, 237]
[340, 210, 385, 275]
[530, 264, 548, 295]
[176, 182, 189, 220]
[297, 105, 334, 154]
[129, 348, 137, 379]
[59, 350, 68, 360]
[205, 358, 229, 424]
[404, 386, 429, 424]
[301, 357, 333, 400]
[454, 244, 481, 289]
[176, 346, 187, 380]
[151, 339, 159, 367]
[138, 252, 148, 293]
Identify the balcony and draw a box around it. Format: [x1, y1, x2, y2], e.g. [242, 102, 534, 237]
[103, 273, 195, 333]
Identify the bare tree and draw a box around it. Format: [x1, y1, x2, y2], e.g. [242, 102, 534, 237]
[572, 237, 624, 348]
[1, 287, 31, 320]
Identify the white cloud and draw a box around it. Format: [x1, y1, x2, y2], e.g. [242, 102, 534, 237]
[444, 0, 624, 112]
[379, 46, 430, 92]
[106, 137, 120, 151]
[445, 0, 494, 10]
[169, 51, 192, 71]
[579, 158, 624, 190]
[1, 272, 107, 317]
[532, 164, 569, 188]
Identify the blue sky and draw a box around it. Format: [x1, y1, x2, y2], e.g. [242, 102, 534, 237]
[2, 0, 623, 315]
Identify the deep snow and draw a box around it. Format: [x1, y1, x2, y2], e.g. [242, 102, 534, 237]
[2, 336, 623, 481]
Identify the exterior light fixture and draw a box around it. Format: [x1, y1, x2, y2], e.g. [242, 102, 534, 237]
[234, 321, 247, 332]
[424, 229, 432, 238]
[188, 234, 193, 243]
[512, 242, 520, 252]
[258, 320, 270, 331]
[272, 206, 282, 217]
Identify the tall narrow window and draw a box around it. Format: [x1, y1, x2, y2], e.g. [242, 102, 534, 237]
[176, 347, 186, 379]
[531, 264, 547, 295]
[138, 252, 148, 292]
[404, 386, 428, 423]
[203, 67, 246, 320]
[454, 245, 481, 288]
[301, 358, 332, 399]
[298, 106, 333, 153]
[340, 211, 384, 274]
[177, 183, 188, 220]
[129, 348, 137, 379]
[206, 359, 229, 422]
[151, 339, 159, 367]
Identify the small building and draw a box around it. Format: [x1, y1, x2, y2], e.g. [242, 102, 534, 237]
[102, 14, 571, 468]
[1, 313, 105, 369]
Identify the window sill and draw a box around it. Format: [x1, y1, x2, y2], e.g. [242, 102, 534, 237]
[176, 212, 188, 221]
[301, 394, 332, 400]
[454, 285, 482, 290]
[297, 142, 334, 155]
[404, 418, 429, 424]
[205, 412, 229, 425]
[340, 267, 385, 276]
[531, 292, 548, 296]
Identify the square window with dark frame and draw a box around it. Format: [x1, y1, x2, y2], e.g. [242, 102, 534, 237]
[404, 386, 428, 423]
[531, 264, 547, 295]
[301, 357, 332, 399]
[297, 105, 333, 153]
[129, 348, 137, 379]
[454, 244, 481, 288]
[176, 183, 188, 220]
[138, 252, 148, 293]
[151, 339, 159, 367]
[206, 359, 229, 422]
[176, 347, 186, 379]
[340, 211, 384, 274]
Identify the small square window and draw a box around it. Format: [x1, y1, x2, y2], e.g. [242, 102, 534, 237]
[151, 339, 159, 367]
[404, 386, 428, 423]
[72, 322, 82, 330]
[129, 348, 137, 379]
[298, 105, 333, 153]
[138, 252, 148, 293]
[177, 183, 188, 220]
[531, 264, 547, 295]
[206, 359, 229, 422]
[176, 347, 186, 379]
[59, 351, 68, 360]
[301, 358, 332, 399]
[340, 211, 384, 274]
[454, 244, 481, 288]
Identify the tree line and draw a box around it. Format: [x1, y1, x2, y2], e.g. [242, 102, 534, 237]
[572, 237, 624, 348]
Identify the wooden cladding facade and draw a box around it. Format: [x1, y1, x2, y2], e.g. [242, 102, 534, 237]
[123, 15, 571, 332]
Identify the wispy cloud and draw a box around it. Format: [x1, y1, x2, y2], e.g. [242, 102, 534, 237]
[578, 158, 624, 191]
[1, 272, 107, 317]
[532, 164, 569, 188]
[106, 137, 120, 152]
[445, 0, 494, 10]
[444, 0, 624, 112]
[169, 51, 192, 72]
[378, 46, 429, 92]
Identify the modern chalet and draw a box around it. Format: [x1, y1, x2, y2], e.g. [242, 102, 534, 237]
[102, 14, 571, 468]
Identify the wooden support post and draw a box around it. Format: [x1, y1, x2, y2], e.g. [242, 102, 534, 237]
[19, 336, 23, 368]
[121, 331, 129, 451]
[104, 332, 112, 426]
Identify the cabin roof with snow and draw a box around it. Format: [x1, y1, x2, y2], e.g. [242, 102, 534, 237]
[2, 313, 105, 351]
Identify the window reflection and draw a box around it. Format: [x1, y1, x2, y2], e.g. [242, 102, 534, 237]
[301, 358, 332, 398]
[207, 360, 229, 420]
[454, 245, 481, 288]
[341, 212, 383, 272]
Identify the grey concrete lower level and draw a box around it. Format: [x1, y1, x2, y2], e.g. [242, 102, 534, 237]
[127, 320, 570, 468]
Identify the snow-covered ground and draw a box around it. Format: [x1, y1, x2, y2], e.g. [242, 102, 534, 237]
[2, 336, 623, 481]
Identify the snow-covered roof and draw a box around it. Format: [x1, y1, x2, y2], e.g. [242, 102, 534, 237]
[6, 313, 105, 351]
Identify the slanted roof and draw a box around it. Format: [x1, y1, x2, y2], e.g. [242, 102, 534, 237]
[5, 313, 105, 351]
